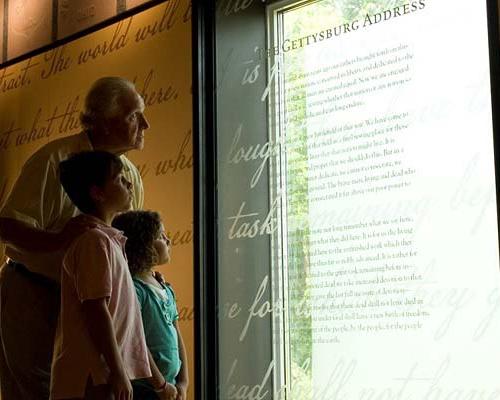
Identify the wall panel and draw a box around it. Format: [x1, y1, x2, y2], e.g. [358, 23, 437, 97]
[7, 0, 52, 59]
[58, 0, 117, 39]
[0, 1, 194, 398]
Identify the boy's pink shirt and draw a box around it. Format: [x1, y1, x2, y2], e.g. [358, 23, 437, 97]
[51, 215, 151, 399]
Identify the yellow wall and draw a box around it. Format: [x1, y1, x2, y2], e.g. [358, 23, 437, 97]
[0, 0, 194, 397]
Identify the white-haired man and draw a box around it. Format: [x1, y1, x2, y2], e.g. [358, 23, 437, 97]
[0, 77, 149, 399]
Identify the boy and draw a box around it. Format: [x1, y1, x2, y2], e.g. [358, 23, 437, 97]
[53, 151, 170, 400]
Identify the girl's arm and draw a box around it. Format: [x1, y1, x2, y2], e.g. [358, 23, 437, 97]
[82, 297, 133, 400]
[146, 348, 178, 400]
[174, 321, 189, 400]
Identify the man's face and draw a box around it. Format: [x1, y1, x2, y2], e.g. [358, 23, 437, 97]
[105, 88, 150, 153]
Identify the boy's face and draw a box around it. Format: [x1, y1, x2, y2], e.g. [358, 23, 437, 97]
[154, 223, 171, 265]
[94, 170, 133, 214]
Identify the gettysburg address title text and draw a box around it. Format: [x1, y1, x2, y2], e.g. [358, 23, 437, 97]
[258, 0, 426, 59]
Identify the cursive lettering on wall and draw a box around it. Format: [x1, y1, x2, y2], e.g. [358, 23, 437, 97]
[223, 359, 273, 400]
[219, 301, 242, 319]
[239, 275, 278, 342]
[15, 109, 54, 146]
[449, 154, 494, 234]
[77, 18, 132, 65]
[155, 130, 193, 176]
[134, 69, 179, 108]
[217, 0, 254, 16]
[40, 46, 72, 80]
[0, 122, 20, 151]
[222, 356, 357, 400]
[135, 162, 150, 179]
[182, 1, 192, 22]
[52, 96, 82, 136]
[227, 196, 279, 240]
[134, 0, 180, 42]
[12, 97, 82, 148]
[227, 124, 281, 188]
[0, 58, 39, 95]
[178, 305, 195, 321]
[167, 226, 193, 246]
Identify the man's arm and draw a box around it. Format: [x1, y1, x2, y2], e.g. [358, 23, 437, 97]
[174, 321, 189, 400]
[0, 217, 62, 252]
[0, 217, 94, 253]
[0, 153, 60, 251]
[82, 298, 133, 400]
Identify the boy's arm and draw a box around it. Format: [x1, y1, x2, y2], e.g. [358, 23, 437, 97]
[82, 297, 133, 400]
[174, 321, 189, 400]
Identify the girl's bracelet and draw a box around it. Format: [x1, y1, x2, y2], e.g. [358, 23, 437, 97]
[153, 379, 168, 393]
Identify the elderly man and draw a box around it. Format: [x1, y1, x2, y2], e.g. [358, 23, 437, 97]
[0, 77, 149, 399]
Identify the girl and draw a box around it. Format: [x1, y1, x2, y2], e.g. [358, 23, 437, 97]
[112, 211, 189, 400]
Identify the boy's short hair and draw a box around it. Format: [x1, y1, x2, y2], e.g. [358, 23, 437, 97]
[112, 210, 162, 275]
[59, 151, 123, 214]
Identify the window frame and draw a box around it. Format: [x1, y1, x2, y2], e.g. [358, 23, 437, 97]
[265, 1, 320, 398]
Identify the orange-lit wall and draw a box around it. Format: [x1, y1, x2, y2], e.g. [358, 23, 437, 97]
[0, 1, 194, 398]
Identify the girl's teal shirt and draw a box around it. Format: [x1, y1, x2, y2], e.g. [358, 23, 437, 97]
[132, 277, 181, 397]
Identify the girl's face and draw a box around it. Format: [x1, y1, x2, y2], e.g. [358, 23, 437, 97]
[153, 223, 171, 265]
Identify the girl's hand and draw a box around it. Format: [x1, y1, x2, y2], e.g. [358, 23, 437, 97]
[157, 382, 177, 400]
[175, 382, 188, 400]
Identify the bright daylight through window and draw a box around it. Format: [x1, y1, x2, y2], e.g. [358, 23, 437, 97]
[269, 0, 500, 398]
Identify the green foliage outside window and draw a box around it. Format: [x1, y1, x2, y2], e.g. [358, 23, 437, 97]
[280, 0, 404, 398]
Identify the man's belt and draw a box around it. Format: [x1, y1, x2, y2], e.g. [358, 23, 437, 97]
[6, 260, 59, 289]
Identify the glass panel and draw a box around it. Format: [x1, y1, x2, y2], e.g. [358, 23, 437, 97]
[214, 0, 500, 399]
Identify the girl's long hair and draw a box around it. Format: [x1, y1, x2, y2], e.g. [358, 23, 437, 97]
[112, 210, 162, 275]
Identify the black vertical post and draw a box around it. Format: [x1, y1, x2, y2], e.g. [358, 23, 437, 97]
[193, 0, 219, 399]
[487, 0, 500, 265]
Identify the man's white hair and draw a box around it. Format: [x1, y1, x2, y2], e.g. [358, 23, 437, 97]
[80, 77, 137, 130]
